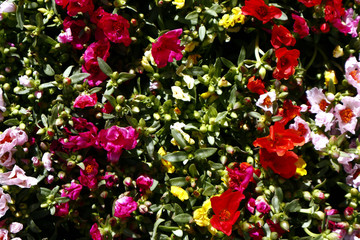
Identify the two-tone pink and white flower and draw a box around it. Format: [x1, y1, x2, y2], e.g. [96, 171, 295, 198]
[256, 91, 276, 113]
[334, 96, 360, 134]
[306, 87, 331, 114]
[345, 56, 360, 94]
[289, 116, 312, 143]
[0, 165, 38, 188]
[0, 187, 11, 218]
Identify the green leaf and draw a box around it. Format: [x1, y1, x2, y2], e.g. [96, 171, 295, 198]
[204, 9, 218, 17]
[248, 111, 262, 119]
[328, 79, 336, 94]
[163, 151, 188, 163]
[237, 46, 246, 66]
[221, 57, 235, 68]
[3, 118, 20, 126]
[39, 82, 55, 89]
[151, 218, 165, 240]
[284, 199, 301, 213]
[88, 87, 102, 94]
[194, 148, 217, 160]
[15, 89, 31, 95]
[203, 182, 216, 196]
[185, 11, 198, 21]
[229, 86, 237, 105]
[215, 111, 227, 122]
[199, 25, 206, 41]
[271, 116, 283, 122]
[173, 213, 193, 224]
[44, 64, 55, 76]
[16, 3, 24, 29]
[41, 114, 48, 128]
[145, 136, 155, 160]
[103, 95, 117, 107]
[337, 182, 351, 192]
[118, 72, 136, 82]
[275, 187, 283, 203]
[97, 57, 113, 77]
[171, 128, 187, 149]
[169, 177, 187, 187]
[272, 195, 280, 213]
[70, 73, 90, 84]
[189, 164, 199, 177]
[327, 214, 342, 222]
[102, 113, 115, 119]
[63, 66, 74, 78]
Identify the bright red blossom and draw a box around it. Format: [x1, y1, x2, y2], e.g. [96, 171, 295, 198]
[277, 99, 301, 125]
[324, 0, 345, 22]
[273, 47, 300, 80]
[253, 122, 305, 156]
[271, 25, 296, 49]
[241, 0, 282, 24]
[97, 12, 131, 46]
[247, 76, 267, 95]
[210, 190, 244, 236]
[55, 0, 94, 17]
[297, 0, 322, 7]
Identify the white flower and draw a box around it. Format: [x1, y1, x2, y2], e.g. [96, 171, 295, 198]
[183, 75, 194, 89]
[171, 86, 191, 101]
[19, 75, 32, 87]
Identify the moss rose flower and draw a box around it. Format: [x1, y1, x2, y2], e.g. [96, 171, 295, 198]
[114, 196, 137, 218]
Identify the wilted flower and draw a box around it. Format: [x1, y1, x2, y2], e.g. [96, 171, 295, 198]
[171, 86, 191, 101]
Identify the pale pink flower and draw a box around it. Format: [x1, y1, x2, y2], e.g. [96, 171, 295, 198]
[46, 175, 54, 184]
[338, 153, 358, 165]
[19, 75, 32, 88]
[31, 157, 40, 167]
[256, 91, 276, 113]
[41, 152, 53, 172]
[0, 165, 38, 188]
[315, 111, 335, 132]
[114, 196, 137, 218]
[289, 116, 312, 143]
[334, 96, 360, 134]
[9, 222, 23, 234]
[346, 163, 360, 190]
[0, 1, 16, 13]
[0, 228, 8, 240]
[73, 93, 97, 109]
[306, 87, 331, 114]
[345, 56, 360, 94]
[57, 28, 73, 43]
[311, 132, 329, 151]
[0, 187, 11, 218]
[0, 89, 6, 120]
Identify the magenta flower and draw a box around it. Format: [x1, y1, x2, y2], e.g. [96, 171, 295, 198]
[247, 198, 256, 214]
[63, 17, 91, 50]
[292, 14, 309, 38]
[332, 8, 360, 37]
[55, 0, 94, 17]
[0, 165, 37, 188]
[97, 12, 131, 46]
[151, 29, 184, 68]
[0, 187, 11, 218]
[334, 96, 360, 134]
[255, 197, 271, 214]
[227, 162, 256, 193]
[54, 202, 69, 217]
[57, 28, 73, 43]
[136, 175, 153, 194]
[78, 157, 98, 189]
[64, 182, 83, 200]
[345, 56, 360, 94]
[90, 223, 102, 240]
[73, 93, 97, 109]
[97, 126, 138, 163]
[101, 173, 118, 188]
[114, 196, 137, 218]
[0, 229, 8, 240]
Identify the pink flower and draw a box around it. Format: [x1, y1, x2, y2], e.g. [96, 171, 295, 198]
[0, 88, 5, 120]
[90, 223, 102, 240]
[0, 165, 37, 188]
[56, 0, 94, 17]
[0, 187, 11, 218]
[247, 198, 256, 214]
[97, 12, 131, 46]
[114, 196, 137, 218]
[78, 157, 98, 189]
[9, 222, 23, 234]
[136, 175, 153, 194]
[54, 202, 69, 217]
[90, 7, 106, 24]
[334, 96, 360, 134]
[227, 162, 257, 192]
[0, 229, 8, 240]
[101, 173, 118, 188]
[311, 132, 329, 151]
[64, 182, 82, 200]
[315, 111, 334, 132]
[256, 92, 276, 113]
[289, 116, 311, 143]
[57, 28, 73, 43]
[292, 14, 309, 38]
[151, 29, 184, 68]
[97, 126, 138, 163]
[63, 17, 91, 50]
[345, 56, 360, 94]
[306, 87, 331, 114]
[41, 152, 53, 172]
[73, 93, 97, 109]
[19, 75, 32, 87]
[0, 1, 16, 19]
[255, 197, 271, 214]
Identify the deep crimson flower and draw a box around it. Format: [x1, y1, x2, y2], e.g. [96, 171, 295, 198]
[73, 93, 97, 108]
[97, 12, 131, 46]
[271, 25, 296, 49]
[54, 202, 69, 217]
[277, 99, 301, 125]
[78, 157, 99, 189]
[266, 219, 286, 236]
[151, 29, 184, 68]
[241, 0, 282, 24]
[101, 102, 114, 114]
[63, 17, 91, 50]
[259, 148, 299, 178]
[272, 47, 300, 80]
[292, 14, 310, 38]
[253, 122, 305, 156]
[247, 76, 267, 95]
[210, 190, 244, 236]
[56, 0, 94, 16]
[90, 7, 106, 24]
[297, 0, 322, 7]
[227, 162, 260, 192]
[324, 0, 345, 22]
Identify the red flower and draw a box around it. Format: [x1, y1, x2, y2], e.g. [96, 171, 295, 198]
[324, 0, 345, 22]
[97, 12, 131, 46]
[56, 0, 94, 17]
[271, 25, 296, 49]
[297, 0, 322, 7]
[277, 99, 301, 125]
[241, 0, 282, 24]
[266, 219, 286, 236]
[253, 122, 305, 156]
[151, 29, 184, 68]
[259, 148, 299, 179]
[272, 47, 300, 80]
[63, 17, 91, 50]
[292, 14, 310, 39]
[247, 76, 267, 95]
[210, 190, 244, 236]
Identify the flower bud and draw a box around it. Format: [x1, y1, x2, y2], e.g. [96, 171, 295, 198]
[280, 221, 289, 232]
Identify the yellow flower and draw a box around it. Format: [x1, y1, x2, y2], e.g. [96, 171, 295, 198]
[295, 157, 307, 176]
[333, 45, 344, 58]
[219, 14, 231, 28]
[172, 0, 185, 9]
[231, 7, 245, 25]
[158, 147, 175, 173]
[171, 186, 189, 201]
[193, 199, 211, 227]
[219, 7, 245, 29]
[324, 70, 338, 86]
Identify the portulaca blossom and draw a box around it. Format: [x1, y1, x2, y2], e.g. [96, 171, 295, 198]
[0, 128, 28, 169]
[334, 96, 360, 134]
[57, 28, 73, 43]
[345, 56, 360, 94]
[346, 163, 360, 190]
[9, 222, 23, 234]
[315, 111, 335, 132]
[183, 75, 195, 89]
[171, 86, 191, 101]
[41, 152, 53, 172]
[0, 165, 38, 188]
[19, 75, 32, 87]
[289, 116, 312, 143]
[256, 91, 276, 113]
[311, 132, 329, 151]
[332, 8, 360, 38]
[306, 87, 331, 114]
[0, 187, 11, 218]
[0, 1, 16, 21]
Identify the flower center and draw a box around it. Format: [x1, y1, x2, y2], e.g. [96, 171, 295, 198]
[219, 209, 231, 222]
[0, 152, 9, 162]
[319, 99, 329, 111]
[262, 96, 272, 108]
[350, 69, 360, 83]
[339, 108, 354, 123]
[297, 123, 307, 136]
[256, 6, 268, 17]
[85, 164, 94, 174]
[113, 22, 123, 32]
